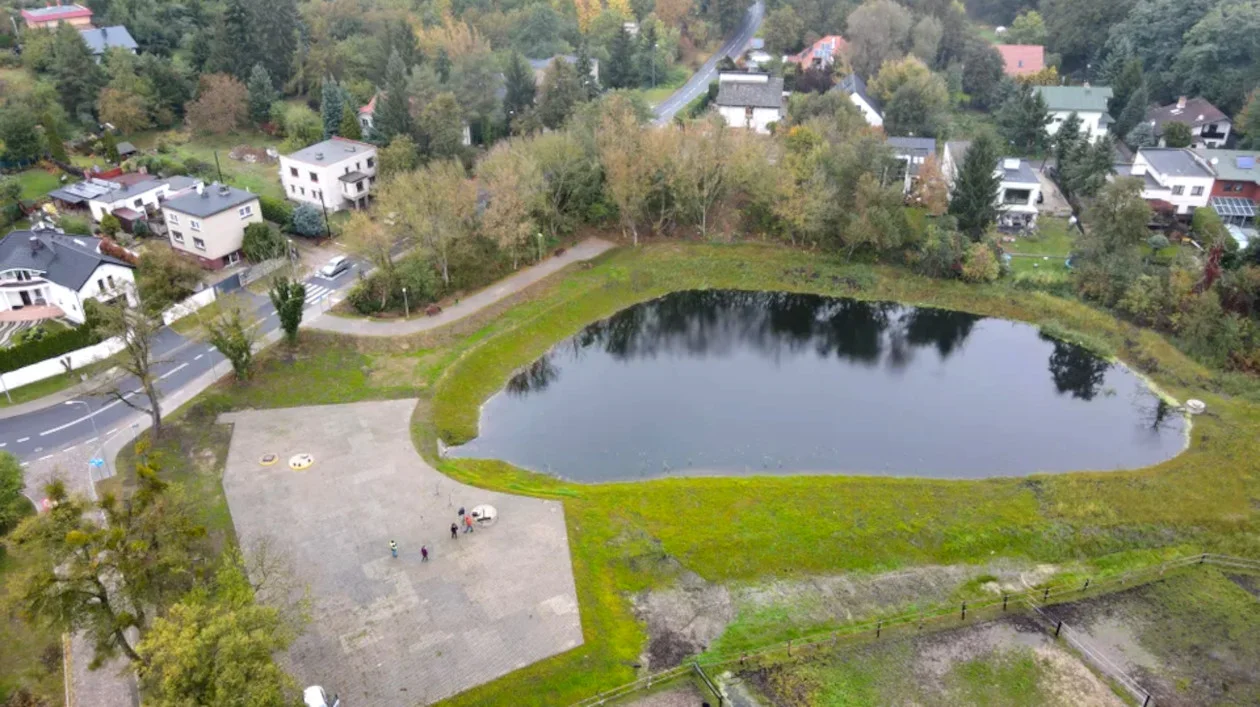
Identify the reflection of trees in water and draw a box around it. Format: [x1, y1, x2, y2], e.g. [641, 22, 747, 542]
[509, 291, 987, 395]
[1045, 338, 1110, 401]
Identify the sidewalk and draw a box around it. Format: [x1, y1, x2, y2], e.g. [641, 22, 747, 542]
[305, 237, 616, 337]
[0, 367, 121, 421]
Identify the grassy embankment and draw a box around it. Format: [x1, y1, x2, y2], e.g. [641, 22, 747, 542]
[127, 130, 286, 201]
[103, 242, 1260, 705]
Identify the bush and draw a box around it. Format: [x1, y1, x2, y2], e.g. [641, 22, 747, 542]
[289, 203, 325, 237]
[241, 222, 285, 262]
[58, 214, 91, 235]
[960, 241, 1000, 283]
[99, 213, 121, 236]
[258, 195, 293, 227]
[0, 324, 99, 373]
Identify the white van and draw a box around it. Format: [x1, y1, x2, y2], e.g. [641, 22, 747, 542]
[303, 686, 340, 707]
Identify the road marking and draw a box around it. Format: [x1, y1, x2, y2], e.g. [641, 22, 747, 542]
[0, 442, 6, 448]
[85, 437, 98, 444]
[39, 394, 132, 436]
[133, 388, 144, 395]
[37, 455, 52, 461]
[206, 347, 215, 354]
[64, 445, 77, 452]
[17, 437, 29, 443]
[106, 428, 116, 435]
[194, 354, 204, 361]
[159, 362, 189, 380]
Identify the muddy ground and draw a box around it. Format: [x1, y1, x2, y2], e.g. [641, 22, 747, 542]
[1040, 568, 1260, 707]
[738, 614, 1124, 706]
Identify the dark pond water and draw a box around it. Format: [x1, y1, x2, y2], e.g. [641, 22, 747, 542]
[448, 290, 1187, 481]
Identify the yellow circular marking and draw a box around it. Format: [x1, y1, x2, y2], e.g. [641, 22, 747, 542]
[289, 453, 314, 471]
[260, 453, 278, 466]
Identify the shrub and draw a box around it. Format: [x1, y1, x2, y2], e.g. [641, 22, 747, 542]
[99, 213, 121, 236]
[241, 222, 285, 262]
[290, 203, 325, 237]
[960, 241, 1000, 283]
[58, 214, 91, 235]
[0, 324, 99, 372]
[258, 195, 293, 227]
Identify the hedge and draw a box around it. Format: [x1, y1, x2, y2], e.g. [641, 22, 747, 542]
[259, 195, 294, 227]
[0, 324, 100, 373]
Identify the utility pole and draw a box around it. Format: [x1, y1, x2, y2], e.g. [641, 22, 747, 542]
[318, 191, 331, 239]
[213, 150, 224, 183]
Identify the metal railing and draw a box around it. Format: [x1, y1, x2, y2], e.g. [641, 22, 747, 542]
[571, 554, 1260, 707]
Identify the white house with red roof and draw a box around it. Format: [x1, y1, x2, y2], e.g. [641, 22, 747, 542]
[785, 35, 847, 71]
[21, 2, 93, 29]
[995, 45, 1045, 78]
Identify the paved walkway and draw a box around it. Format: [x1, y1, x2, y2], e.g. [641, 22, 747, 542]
[219, 400, 583, 706]
[306, 237, 616, 337]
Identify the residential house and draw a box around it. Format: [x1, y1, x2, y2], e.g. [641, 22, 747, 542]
[161, 183, 261, 269]
[745, 39, 772, 69]
[1035, 85, 1114, 143]
[942, 142, 1043, 228]
[1144, 97, 1231, 148]
[86, 175, 199, 224]
[832, 74, 882, 128]
[1115, 148, 1215, 216]
[714, 72, 785, 134]
[528, 55, 600, 85]
[79, 26, 138, 62]
[20, 2, 93, 29]
[994, 45, 1045, 78]
[358, 94, 472, 146]
[0, 224, 137, 325]
[1194, 148, 1260, 228]
[786, 35, 847, 70]
[279, 137, 378, 213]
[886, 137, 936, 195]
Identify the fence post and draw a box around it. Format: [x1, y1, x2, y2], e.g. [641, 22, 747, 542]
[787, 639, 792, 657]
[1003, 595, 1008, 611]
[740, 653, 746, 667]
[1200, 553, 1207, 565]
[961, 601, 967, 620]
[1055, 620, 1063, 637]
[1082, 578, 1090, 592]
[1143, 694, 1151, 706]
[832, 632, 838, 647]
[1043, 587, 1050, 602]
[876, 621, 882, 638]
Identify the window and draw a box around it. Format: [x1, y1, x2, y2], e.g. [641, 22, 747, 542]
[314, 189, 321, 201]
[369, 176, 377, 185]
[133, 198, 144, 208]
[226, 252, 240, 265]
[97, 278, 105, 291]
[355, 162, 360, 171]
[1172, 185, 1185, 196]
[190, 219, 202, 231]
[1191, 186, 1204, 196]
[309, 171, 318, 182]
[300, 187, 306, 196]
[193, 237, 206, 251]
[168, 213, 180, 225]
[171, 230, 184, 243]
[344, 166, 350, 175]
[356, 181, 364, 193]
[238, 205, 254, 218]
[290, 185, 296, 194]
[16, 270, 31, 282]
[107, 275, 115, 289]
[290, 167, 299, 177]
[367, 157, 375, 169]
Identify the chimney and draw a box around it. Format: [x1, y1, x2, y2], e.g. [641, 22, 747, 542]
[1177, 96, 1187, 109]
[194, 182, 204, 195]
[315, 152, 324, 160]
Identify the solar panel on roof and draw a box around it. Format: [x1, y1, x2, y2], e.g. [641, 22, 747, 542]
[1237, 156, 1255, 170]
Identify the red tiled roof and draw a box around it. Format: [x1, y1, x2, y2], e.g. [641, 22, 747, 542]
[787, 35, 848, 67]
[358, 94, 377, 116]
[995, 45, 1045, 77]
[21, 4, 93, 22]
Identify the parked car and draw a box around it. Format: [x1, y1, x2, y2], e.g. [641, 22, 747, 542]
[303, 686, 340, 707]
[320, 256, 350, 278]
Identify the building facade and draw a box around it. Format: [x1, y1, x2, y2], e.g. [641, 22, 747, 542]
[21, 2, 93, 29]
[279, 137, 378, 213]
[1145, 97, 1231, 149]
[714, 72, 784, 134]
[1035, 86, 1114, 144]
[834, 74, 882, 128]
[1118, 148, 1215, 216]
[161, 183, 262, 269]
[0, 225, 137, 324]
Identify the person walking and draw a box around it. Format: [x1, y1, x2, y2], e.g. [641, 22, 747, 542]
[421, 545, 429, 562]
[457, 506, 465, 518]
[450, 522, 459, 539]
[389, 539, 398, 558]
[464, 514, 474, 533]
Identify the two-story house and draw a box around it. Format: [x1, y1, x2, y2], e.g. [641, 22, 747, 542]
[21, 2, 93, 29]
[1145, 97, 1231, 148]
[714, 72, 785, 134]
[79, 26, 138, 63]
[886, 137, 936, 195]
[1035, 85, 1114, 144]
[0, 223, 137, 325]
[995, 45, 1045, 78]
[833, 74, 882, 128]
[1116, 148, 1215, 217]
[785, 35, 848, 71]
[162, 183, 262, 269]
[87, 175, 199, 224]
[1195, 149, 1260, 228]
[942, 142, 1043, 228]
[279, 137, 378, 213]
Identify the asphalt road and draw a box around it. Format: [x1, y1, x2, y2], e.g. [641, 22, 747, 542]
[0, 262, 362, 464]
[652, 0, 765, 125]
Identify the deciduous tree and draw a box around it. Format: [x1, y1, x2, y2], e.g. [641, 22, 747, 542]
[1237, 89, 1260, 149]
[419, 92, 465, 159]
[0, 106, 43, 163]
[343, 211, 401, 309]
[378, 135, 419, 177]
[242, 222, 285, 262]
[269, 277, 306, 346]
[763, 6, 805, 55]
[92, 305, 167, 436]
[1162, 120, 1192, 148]
[597, 95, 651, 245]
[135, 247, 203, 314]
[0, 452, 25, 533]
[882, 70, 950, 137]
[185, 74, 248, 135]
[204, 299, 259, 381]
[379, 160, 477, 286]
[1006, 10, 1047, 45]
[479, 140, 544, 267]
[911, 154, 949, 215]
[847, 0, 913, 78]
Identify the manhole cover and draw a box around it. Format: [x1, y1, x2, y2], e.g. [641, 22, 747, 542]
[260, 453, 278, 466]
[289, 454, 314, 471]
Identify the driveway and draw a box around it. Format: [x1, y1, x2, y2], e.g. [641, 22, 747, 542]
[219, 400, 583, 706]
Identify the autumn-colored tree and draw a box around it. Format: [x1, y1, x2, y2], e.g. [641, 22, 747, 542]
[379, 160, 477, 286]
[98, 87, 151, 134]
[185, 74, 248, 135]
[597, 95, 651, 245]
[674, 117, 732, 237]
[868, 55, 933, 103]
[655, 0, 694, 28]
[479, 140, 544, 267]
[1017, 66, 1060, 87]
[343, 210, 403, 310]
[910, 154, 949, 216]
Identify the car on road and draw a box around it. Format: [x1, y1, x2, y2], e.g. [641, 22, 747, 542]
[303, 686, 340, 707]
[320, 256, 350, 278]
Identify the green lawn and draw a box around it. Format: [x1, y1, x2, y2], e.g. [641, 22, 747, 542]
[640, 66, 691, 107]
[127, 130, 286, 200]
[13, 169, 64, 201]
[1003, 217, 1075, 257]
[101, 241, 1260, 707]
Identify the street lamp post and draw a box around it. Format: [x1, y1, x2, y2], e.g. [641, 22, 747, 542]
[402, 287, 409, 318]
[536, 232, 544, 263]
[65, 399, 108, 497]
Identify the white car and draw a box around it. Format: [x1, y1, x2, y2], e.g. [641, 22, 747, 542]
[320, 256, 350, 278]
[304, 686, 340, 707]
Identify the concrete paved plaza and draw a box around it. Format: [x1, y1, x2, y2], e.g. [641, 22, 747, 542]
[220, 400, 583, 706]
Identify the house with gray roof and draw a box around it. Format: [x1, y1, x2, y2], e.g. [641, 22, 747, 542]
[942, 142, 1043, 227]
[715, 72, 784, 134]
[279, 137, 377, 213]
[1116, 148, 1215, 216]
[79, 26, 138, 62]
[1194, 148, 1260, 227]
[527, 55, 599, 86]
[1146, 97, 1230, 148]
[833, 73, 882, 128]
[886, 137, 935, 194]
[161, 183, 262, 270]
[1035, 85, 1114, 144]
[0, 224, 137, 324]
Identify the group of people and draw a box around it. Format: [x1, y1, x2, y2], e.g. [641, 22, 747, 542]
[388, 506, 478, 562]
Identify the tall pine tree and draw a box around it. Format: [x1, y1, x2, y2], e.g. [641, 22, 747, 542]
[42, 114, 68, 163]
[575, 43, 599, 99]
[206, 0, 256, 80]
[374, 50, 413, 143]
[51, 23, 104, 121]
[246, 64, 277, 126]
[503, 53, 537, 128]
[1113, 84, 1148, 143]
[339, 103, 363, 140]
[997, 84, 1050, 154]
[252, 0, 300, 88]
[605, 25, 635, 89]
[321, 77, 344, 139]
[948, 132, 1002, 241]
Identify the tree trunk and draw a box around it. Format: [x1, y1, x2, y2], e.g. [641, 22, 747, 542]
[113, 628, 144, 665]
[145, 381, 162, 438]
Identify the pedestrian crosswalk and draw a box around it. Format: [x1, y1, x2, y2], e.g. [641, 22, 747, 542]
[303, 282, 333, 306]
